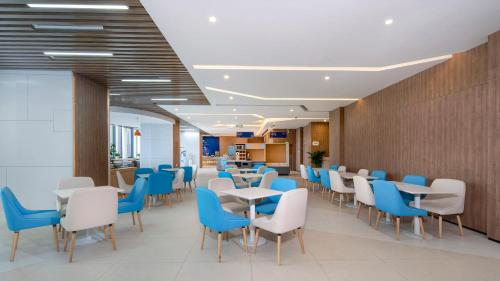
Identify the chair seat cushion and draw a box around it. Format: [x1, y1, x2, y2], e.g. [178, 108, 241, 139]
[16, 211, 60, 231]
[255, 202, 278, 215]
[222, 201, 249, 214]
[410, 199, 460, 216]
[118, 202, 140, 214]
[214, 211, 250, 232]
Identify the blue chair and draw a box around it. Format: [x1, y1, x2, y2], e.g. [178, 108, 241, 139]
[306, 165, 321, 192]
[251, 168, 276, 187]
[134, 168, 154, 180]
[182, 166, 193, 191]
[196, 188, 250, 262]
[330, 164, 339, 171]
[253, 163, 265, 169]
[401, 175, 427, 204]
[118, 178, 148, 232]
[370, 170, 387, 180]
[256, 178, 297, 215]
[1, 187, 61, 261]
[319, 169, 331, 199]
[146, 172, 174, 208]
[372, 180, 427, 240]
[158, 164, 172, 171]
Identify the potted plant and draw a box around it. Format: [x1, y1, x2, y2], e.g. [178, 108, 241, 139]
[307, 150, 326, 168]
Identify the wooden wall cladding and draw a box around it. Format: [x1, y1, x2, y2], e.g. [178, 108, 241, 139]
[341, 43, 492, 233]
[173, 122, 180, 167]
[310, 122, 329, 156]
[329, 108, 344, 165]
[263, 129, 297, 171]
[73, 73, 109, 186]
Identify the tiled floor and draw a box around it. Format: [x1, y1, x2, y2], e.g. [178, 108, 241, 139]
[1, 167, 500, 281]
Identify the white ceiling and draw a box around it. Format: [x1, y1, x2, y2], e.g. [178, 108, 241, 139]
[141, 0, 500, 135]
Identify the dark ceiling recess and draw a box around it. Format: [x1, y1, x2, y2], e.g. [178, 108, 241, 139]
[0, 0, 209, 119]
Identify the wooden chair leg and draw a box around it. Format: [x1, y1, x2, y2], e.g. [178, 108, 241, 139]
[277, 234, 282, 265]
[297, 228, 305, 254]
[102, 225, 108, 241]
[356, 203, 362, 218]
[109, 224, 117, 250]
[419, 217, 426, 239]
[217, 232, 222, 263]
[201, 226, 207, 250]
[368, 206, 372, 225]
[457, 215, 464, 236]
[63, 230, 69, 252]
[254, 228, 260, 254]
[374, 211, 382, 230]
[396, 217, 400, 240]
[137, 211, 144, 232]
[68, 231, 76, 263]
[131, 212, 136, 226]
[438, 216, 443, 238]
[10, 232, 20, 262]
[241, 227, 248, 253]
[52, 225, 59, 252]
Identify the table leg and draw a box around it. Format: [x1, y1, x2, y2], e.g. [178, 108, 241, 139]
[413, 195, 421, 235]
[249, 199, 256, 242]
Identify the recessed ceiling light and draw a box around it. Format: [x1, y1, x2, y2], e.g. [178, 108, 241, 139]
[223, 74, 230, 80]
[234, 116, 238, 120]
[229, 96, 234, 100]
[122, 79, 171, 83]
[44, 51, 113, 57]
[323, 119, 327, 122]
[27, 4, 129, 10]
[232, 108, 237, 112]
[217, 120, 221, 123]
[324, 76, 331, 80]
[32, 24, 104, 31]
[186, 116, 191, 120]
[206, 87, 359, 101]
[289, 109, 294, 112]
[109, 93, 120, 96]
[151, 98, 188, 101]
[208, 16, 217, 23]
[174, 108, 179, 111]
[385, 18, 393, 25]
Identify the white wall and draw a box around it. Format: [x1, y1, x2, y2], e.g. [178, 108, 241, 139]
[0, 70, 74, 210]
[140, 123, 173, 169]
[180, 131, 200, 167]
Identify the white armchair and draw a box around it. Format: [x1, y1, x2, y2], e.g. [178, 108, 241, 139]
[116, 171, 133, 194]
[253, 188, 308, 265]
[61, 187, 118, 262]
[208, 178, 248, 214]
[173, 168, 185, 201]
[56, 177, 95, 213]
[338, 166, 347, 173]
[192, 165, 198, 187]
[412, 179, 466, 238]
[258, 171, 278, 189]
[357, 169, 369, 177]
[299, 164, 308, 188]
[353, 176, 375, 225]
[329, 170, 355, 206]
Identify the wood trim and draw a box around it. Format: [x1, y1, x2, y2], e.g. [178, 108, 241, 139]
[173, 121, 180, 167]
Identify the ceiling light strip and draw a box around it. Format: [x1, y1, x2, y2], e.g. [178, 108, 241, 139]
[205, 87, 359, 101]
[193, 54, 452, 72]
[122, 79, 171, 83]
[177, 113, 265, 119]
[27, 4, 129, 10]
[44, 51, 113, 57]
[32, 24, 104, 31]
[151, 98, 188, 101]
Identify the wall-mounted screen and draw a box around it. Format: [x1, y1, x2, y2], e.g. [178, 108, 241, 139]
[270, 131, 287, 138]
[236, 131, 254, 138]
[202, 136, 220, 156]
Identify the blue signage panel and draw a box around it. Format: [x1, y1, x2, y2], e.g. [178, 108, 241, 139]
[236, 131, 254, 138]
[270, 131, 287, 138]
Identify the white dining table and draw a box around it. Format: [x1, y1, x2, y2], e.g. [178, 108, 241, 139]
[393, 181, 458, 236]
[161, 168, 179, 172]
[54, 186, 125, 199]
[237, 168, 258, 173]
[221, 187, 283, 248]
[232, 173, 263, 188]
[339, 172, 378, 180]
[137, 173, 151, 178]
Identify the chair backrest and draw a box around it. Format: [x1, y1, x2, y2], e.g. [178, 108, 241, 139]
[270, 189, 308, 233]
[64, 187, 117, 231]
[257, 166, 267, 174]
[208, 178, 235, 193]
[134, 168, 154, 180]
[299, 164, 308, 180]
[428, 179, 466, 214]
[370, 170, 387, 180]
[268, 178, 297, 203]
[58, 177, 95, 190]
[116, 171, 131, 191]
[158, 164, 172, 171]
[218, 171, 234, 182]
[330, 164, 339, 171]
[372, 180, 406, 214]
[306, 165, 318, 180]
[263, 168, 276, 174]
[353, 176, 375, 206]
[338, 166, 347, 173]
[319, 169, 331, 189]
[329, 170, 349, 193]
[182, 166, 193, 182]
[1, 187, 27, 231]
[195, 188, 225, 230]
[259, 171, 278, 189]
[402, 175, 427, 186]
[173, 168, 185, 189]
[357, 169, 369, 177]
[253, 163, 265, 169]
[127, 178, 148, 206]
[147, 172, 173, 195]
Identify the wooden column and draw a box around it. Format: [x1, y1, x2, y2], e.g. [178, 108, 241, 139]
[73, 73, 109, 186]
[173, 121, 180, 167]
[329, 107, 344, 165]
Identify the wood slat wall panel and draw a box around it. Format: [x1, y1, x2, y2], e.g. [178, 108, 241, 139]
[341, 43, 490, 232]
[73, 73, 109, 186]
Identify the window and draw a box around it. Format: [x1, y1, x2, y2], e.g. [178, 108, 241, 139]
[110, 124, 140, 159]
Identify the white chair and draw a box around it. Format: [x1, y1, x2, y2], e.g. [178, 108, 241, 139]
[357, 169, 369, 177]
[411, 179, 466, 238]
[338, 166, 347, 173]
[56, 177, 95, 213]
[353, 176, 375, 225]
[192, 165, 198, 187]
[116, 171, 133, 194]
[173, 168, 185, 201]
[61, 187, 118, 263]
[258, 171, 278, 189]
[253, 189, 308, 265]
[208, 178, 248, 214]
[257, 166, 266, 174]
[299, 164, 308, 188]
[329, 170, 355, 206]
